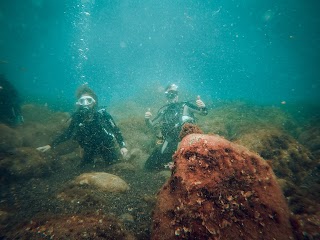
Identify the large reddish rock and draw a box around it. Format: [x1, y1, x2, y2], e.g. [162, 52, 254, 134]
[151, 134, 294, 240]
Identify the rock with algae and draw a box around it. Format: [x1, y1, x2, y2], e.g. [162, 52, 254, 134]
[151, 134, 294, 240]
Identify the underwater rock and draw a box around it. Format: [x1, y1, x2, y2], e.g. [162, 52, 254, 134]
[235, 128, 320, 232]
[298, 119, 320, 159]
[151, 134, 294, 240]
[235, 128, 316, 185]
[179, 123, 203, 140]
[120, 213, 135, 223]
[109, 162, 137, 173]
[56, 172, 130, 206]
[0, 147, 52, 181]
[157, 170, 172, 180]
[126, 147, 150, 169]
[59, 151, 82, 165]
[3, 213, 135, 240]
[19, 104, 71, 147]
[0, 210, 9, 224]
[295, 212, 320, 239]
[74, 172, 130, 193]
[0, 124, 22, 152]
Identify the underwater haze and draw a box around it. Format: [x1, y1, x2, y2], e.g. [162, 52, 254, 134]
[0, 0, 319, 110]
[1, 1, 320, 239]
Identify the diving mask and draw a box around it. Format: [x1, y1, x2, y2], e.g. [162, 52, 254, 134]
[76, 95, 96, 106]
[165, 90, 178, 99]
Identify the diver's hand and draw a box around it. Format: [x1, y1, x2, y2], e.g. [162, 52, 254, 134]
[120, 147, 128, 158]
[196, 95, 206, 108]
[145, 108, 152, 119]
[36, 145, 51, 152]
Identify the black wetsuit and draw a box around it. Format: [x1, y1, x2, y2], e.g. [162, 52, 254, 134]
[145, 101, 208, 170]
[51, 108, 126, 165]
[0, 75, 24, 126]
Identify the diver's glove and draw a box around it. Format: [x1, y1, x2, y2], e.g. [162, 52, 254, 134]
[196, 95, 206, 108]
[36, 145, 51, 152]
[120, 147, 128, 158]
[145, 108, 152, 119]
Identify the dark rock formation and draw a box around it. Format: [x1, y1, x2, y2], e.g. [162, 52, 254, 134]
[3, 213, 135, 240]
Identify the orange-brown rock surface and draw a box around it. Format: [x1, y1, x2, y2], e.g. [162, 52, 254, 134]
[151, 134, 294, 240]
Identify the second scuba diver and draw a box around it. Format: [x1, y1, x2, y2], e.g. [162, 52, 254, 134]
[0, 75, 24, 126]
[37, 84, 128, 167]
[144, 83, 208, 170]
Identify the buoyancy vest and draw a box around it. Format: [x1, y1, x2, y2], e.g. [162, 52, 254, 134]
[159, 102, 195, 139]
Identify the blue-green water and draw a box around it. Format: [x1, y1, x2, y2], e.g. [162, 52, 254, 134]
[0, 0, 319, 111]
[0, 1, 320, 238]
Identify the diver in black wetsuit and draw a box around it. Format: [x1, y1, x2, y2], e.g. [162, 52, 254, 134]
[37, 84, 128, 166]
[144, 83, 208, 170]
[0, 75, 24, 126]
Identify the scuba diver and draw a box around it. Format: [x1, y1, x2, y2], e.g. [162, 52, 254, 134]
[37, 84, 128, 166]
[0, 75, 24, 126]
[144, 83, 208, 170]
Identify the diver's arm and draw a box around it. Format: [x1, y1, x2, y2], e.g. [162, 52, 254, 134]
[109, 118, 128, 157]
[104, 113, 126, 148]
[99, 110, 128, 158]
[185, 102, 208, 116]
[37, 118, 75, 152]
[145, 110, 163, 128]
[50, 118, 76, 148]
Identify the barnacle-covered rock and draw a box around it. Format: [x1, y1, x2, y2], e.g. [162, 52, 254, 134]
[151, 134, 294, 240]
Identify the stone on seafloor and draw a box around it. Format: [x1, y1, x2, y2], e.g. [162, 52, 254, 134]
[74, 172, 130, 193]
[151, 134, 294, 240]
[8, 213, 135, 239]
[0, 124, 22, 151]
[0, 210, 9, 223]
[0, 147, 51, 180]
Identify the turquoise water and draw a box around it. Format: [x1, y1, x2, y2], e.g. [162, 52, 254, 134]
[0, 1, 320, 238]
[0, 0, 319, 111]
